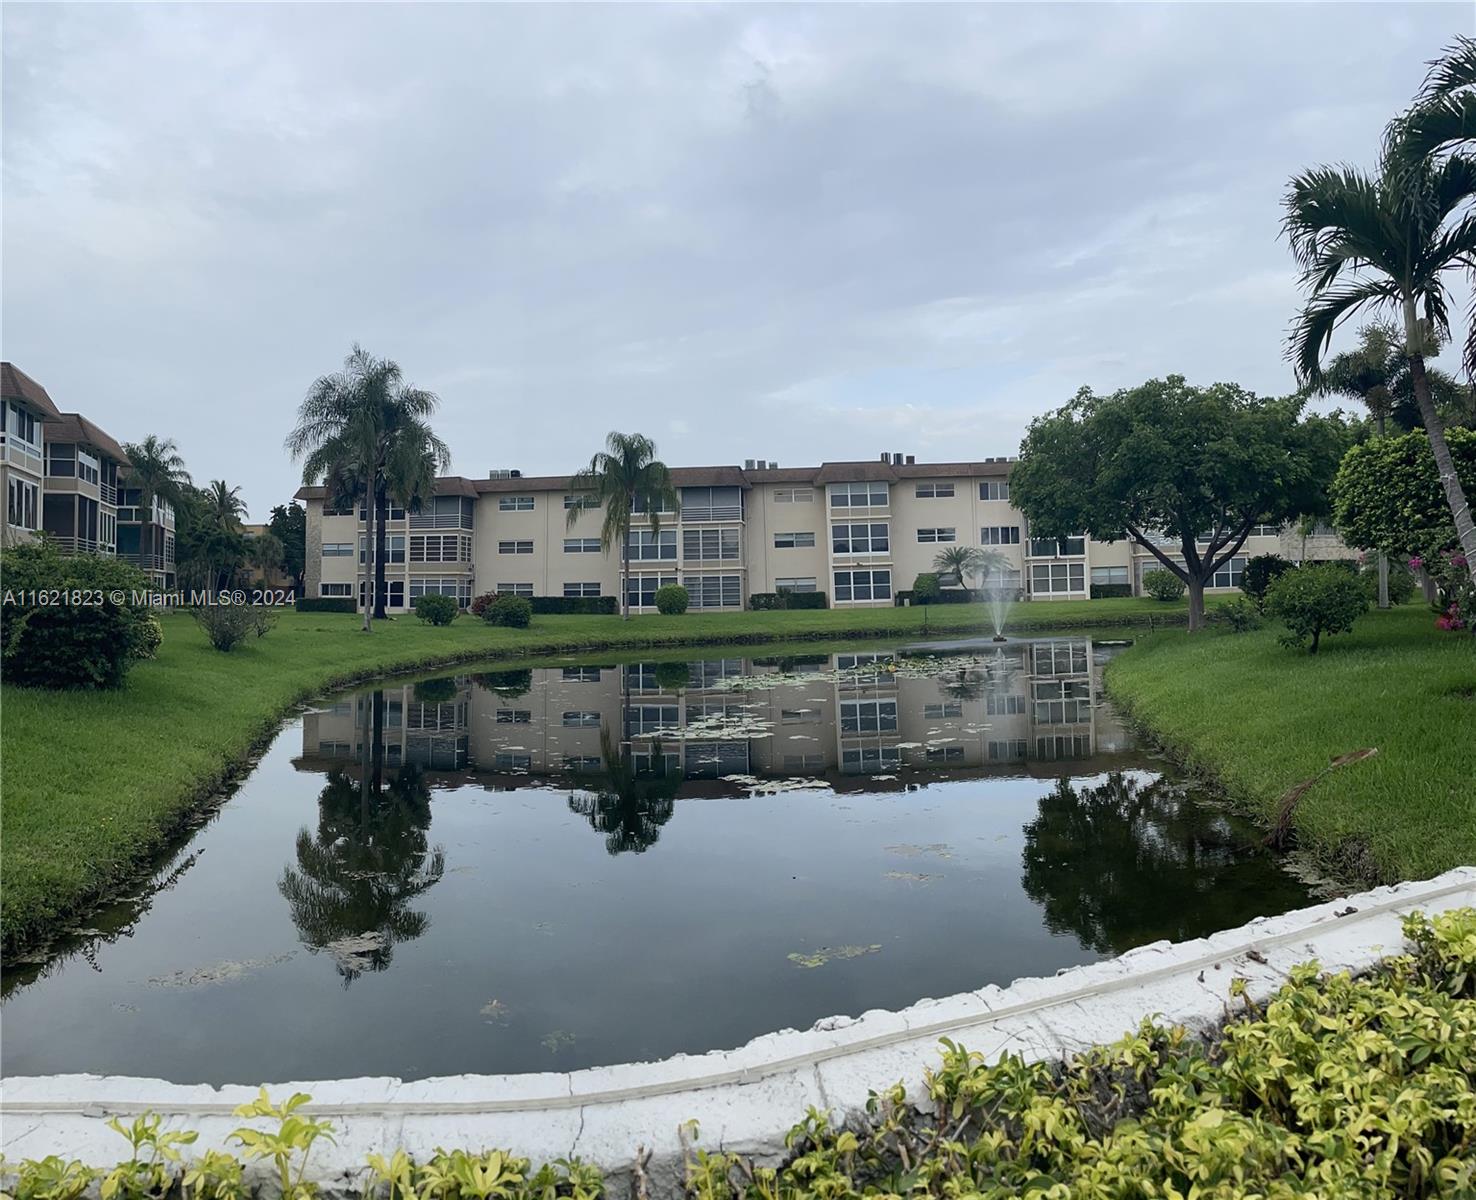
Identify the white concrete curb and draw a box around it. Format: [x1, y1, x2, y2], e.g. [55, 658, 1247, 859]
[5, 867, 1474, 1196]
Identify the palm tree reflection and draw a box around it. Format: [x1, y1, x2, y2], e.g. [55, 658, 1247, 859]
[280, 690, 445, 984]
[567, 729, 681, 855]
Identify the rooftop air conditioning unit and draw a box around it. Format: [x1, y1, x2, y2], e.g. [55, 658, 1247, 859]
[905, 455, 915, 465]
[745, 459, 756, 470]
[879, 451, 890, 462]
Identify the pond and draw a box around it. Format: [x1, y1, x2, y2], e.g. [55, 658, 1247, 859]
[1, 635, 1311, 1084]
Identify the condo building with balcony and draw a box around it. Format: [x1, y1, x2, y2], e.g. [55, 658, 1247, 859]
[298, 451, 1355, 612]
[41, 413, 128, 559]
[2, 363, 62, 545]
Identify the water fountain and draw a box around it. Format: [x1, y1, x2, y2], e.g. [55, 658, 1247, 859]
[982, 563, 1015, 641]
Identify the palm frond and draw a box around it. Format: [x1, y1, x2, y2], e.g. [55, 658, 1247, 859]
[1288, 281, 1395, 385]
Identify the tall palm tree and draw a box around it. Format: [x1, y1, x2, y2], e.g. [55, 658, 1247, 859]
[566, 432, 681, 619]
[206, 480, 247, 528]
[286, 346, 446, 631]
[375, 425, 448, 619]
[1283, 149, 1476, 589]
[121, 435, 191, 571]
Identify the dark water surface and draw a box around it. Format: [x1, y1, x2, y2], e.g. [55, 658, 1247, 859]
[2, 636, 1309, 1083]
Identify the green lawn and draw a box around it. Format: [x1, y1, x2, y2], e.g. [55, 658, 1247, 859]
[1, 596, 1184, 955]
[1106, 605, 1476, 885]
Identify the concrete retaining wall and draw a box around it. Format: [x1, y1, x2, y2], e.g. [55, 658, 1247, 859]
[5, 867, 1474, 1197]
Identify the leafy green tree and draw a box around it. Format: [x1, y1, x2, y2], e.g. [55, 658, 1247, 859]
[1332, 428, 1476, 561]
[121, 434, 192, 573]
[1266, 563, 1368, 654]
[267, 503, 307, 594]
[565, 432, 681, 620]
[1012, 377, 1347, 630]
[911, 572, 942, 605]
[174, 485, 251, 591]
[1239, 554, 1294, 612]
[286, 346, 448, 632]
[1284, 127, 1476, 592]
[249, 530, 284, 583]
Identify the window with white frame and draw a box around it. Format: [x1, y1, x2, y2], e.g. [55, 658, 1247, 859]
[563, 755, 602, 773]
[1032, 642, 1089, 675]
[562, 710, 601, 727]
[927, 746, 965, 762]
[564, 494, 598, 510]
[1037, 735, 1091, 760]
[320, 582, 352, 597]
[496, 583, 533, 597]
[627, 704, 678, 733]
[689, 658, 744, 687]
[914, 482, 955, 498]
[383, 580, 405, 608]
[1034, 679, 1092, 724]
[387, 535, 406, 564]
[923, 702, 963, 719]
[774, 488, 814, 503]
[683, 528, 739, 561]
[1248, 524, 1282, 537]
[7, 401, 38, 448]
[686, 574, 742, 608]
[322, 542, 353, 557]
[1030, 562, 1085, 595]
[828, 481, 889, 508]
[497, 540, 534, 555]
[917, 527, 956, 543]
[840, 699, 898, 733]
[563, 666, 602, 683]
[1029, 535, 1086, 557]
[413, 534, 471, 561]
[833, 568, 892, 602]
[564, 538, 602, 553]
[630, 494, 676, 514]
[358, 502, 406, 521]
[832, 522, 889, 554]
[979, 480, 1010, 501]
[409, 577, 472, 605]
[627, 574, 677, 608]
[773, 531, 816, 548]
[6, 477, 37, 530]
[1209, 556, 1248, 589]
[499, 495, 534, 511]
[77, 452, 100, 485]
[495, 709, 531, 723]
[563, 582, 601, 597]
[1091, 565, 1129, 587]
[988, 739, 1028, 761]
[775, 576, 817, 592]
[981, 525, 1021, 545]
[626, 529, 676, 560]
[495, 752, 531, 771]
[841, 746, 901, 772]
[986, 692, 1027, 715]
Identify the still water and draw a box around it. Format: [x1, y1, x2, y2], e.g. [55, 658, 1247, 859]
[2, 636, 1309, 1084]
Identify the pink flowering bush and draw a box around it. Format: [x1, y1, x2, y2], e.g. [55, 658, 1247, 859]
[1418, 550, 1474, 634]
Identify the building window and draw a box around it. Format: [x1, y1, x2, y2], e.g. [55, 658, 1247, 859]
[1091, 566, 1129, 587]
[841, 746, 901, 772]
[833, 568, 892, 602]
[563, 666, 602, 682]
[914, 482, 955, 498]
[1029, 535, 1086, 557]
[832, 522, 889, 555]
[926, 746, 965, 762]
[979, 480, 1010, 501]
[628, 704, 679, 734]
[322, 542, 354, 557]
[1034, 679, 1092, 724]
[564, 494, 598, 510]
[840, 699, 898, 733]
[1030, 562, 1085, 595]
[683, 528, 739, 561]
[828, 482, 889, 508]
[1209, 556, 1248, 589]
[987, 739, 1028, 761]
[627, 574, 678, 608]
[986, 693, 1027, 715]
[562, 710, 601, 727]
[499, 495, 535, 511]
[917, 527, 956, 543]
[1033, 642, 1089, 675]
[7, 401, 38, 447]
[409, 577, 473, 606]
[320, 582, 352, 597]
[495, 752, 532, 771]
[773, 531, 816, 548]
[358, 502, 406, 521]
[563, 582, 601, 597]
[496, 709, 532, 724]
[387, 535, 406, 564]
[384, 580, 405, 608]
[923, 702, 963, 719]
[630, 494, 676, 515]
[6, 477, 38, 530]
[563, 755, 602, 773]
[497, 540, 534, 555]
[775, 576, 817, 592]
[413, 534, 472, 561]
[980, 525, 1021, 545]
[680, 486, 742, 522]
[774, 488, 814, 503]
[496, 583, 533, 597]
[564, 537, 602, 553]
[1248, 524, 1281, 537]
[46, 443, 76, 477]
[686, 574, 742, 608]
[627, 529, 676, 560]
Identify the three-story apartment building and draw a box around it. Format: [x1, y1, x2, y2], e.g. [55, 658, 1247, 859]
[2, 363, 63, 545]
[298, 451, 1356, 611]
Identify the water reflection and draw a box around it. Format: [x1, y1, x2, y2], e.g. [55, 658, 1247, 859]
[566, 731, 682, 854]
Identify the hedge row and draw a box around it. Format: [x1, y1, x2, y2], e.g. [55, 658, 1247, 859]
[1089, 582, 1133, 599]
[894, 588, 1022, 606]
[748, 591, 828, 610]
[12, 908, 1473, 1200]
[294, 597, 356, 613]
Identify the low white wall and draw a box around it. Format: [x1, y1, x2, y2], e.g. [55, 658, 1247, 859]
[5, 868, 1474, 1197]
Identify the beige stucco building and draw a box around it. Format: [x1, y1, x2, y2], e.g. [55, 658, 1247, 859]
[297, 452, 1357, 612]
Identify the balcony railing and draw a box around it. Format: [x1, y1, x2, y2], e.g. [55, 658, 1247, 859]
[1, 437, 44, 476]
[51, 536, 110, 556]
[679, 504, 743, 523]
[120, 552, 170, 572]
[101, 482, 118, 506]
[408, 512, 473, 530]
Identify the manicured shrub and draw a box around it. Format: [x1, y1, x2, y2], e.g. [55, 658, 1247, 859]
[413, 676, 458, 704]
[749, 591, 827, 610]
[0, 539, 154, 688]
[530, 595, 618, 615]
[469, 591, 497, 619]
[294, 597, 355, 614]
[1266, 561, 1368, 653]
[1239, 553, 1293, 611]
[910, 573, 942, 605]
[483, 593, 532, 628]
[653, 661, 692, 692]
[1216, 595, 1262, 633]
[413, 594, 458, 626]
[1089, 583, 1133, 599]
[1142, 568, 1185, 601]
[1358, 558, 1417, 606]
[654, 584, 689, 615]
[132, 613, 164, 660]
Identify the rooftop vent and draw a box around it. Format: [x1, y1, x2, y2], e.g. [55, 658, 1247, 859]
[488, 469, 522, 479]
[905, 454, 915, 465]
[744, 459, 756, 470]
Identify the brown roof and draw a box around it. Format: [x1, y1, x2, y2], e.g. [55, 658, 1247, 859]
[52, 412, 130, 464]
[0, 363, 63, 421]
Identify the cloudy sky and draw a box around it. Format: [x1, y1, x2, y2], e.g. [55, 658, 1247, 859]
[4, 3, 1470, 520]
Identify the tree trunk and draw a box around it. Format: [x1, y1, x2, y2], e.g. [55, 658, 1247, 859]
[1374, 414, 1389, 609]
[373, 486, 389, 620]
[362, 467, 376, 633]
[1186, 577, 1205, 632]
[620, 534, 630, 621]
[1404, 304, 1476, 590]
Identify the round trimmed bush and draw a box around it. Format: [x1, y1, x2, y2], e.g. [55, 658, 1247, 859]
[1142, 568, 1186, 601]
[132, 613, 164, 660]
[911, 573, 942, 605]
[653, 660, 692, 692]
[654, 584, 689, 615]
[483, 593, 532, 628]
[413, 593, 458, 626]
[1266, 562, 1368, 653]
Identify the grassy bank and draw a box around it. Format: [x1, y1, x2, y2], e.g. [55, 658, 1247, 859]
[2, 596, 1185, 955]
[1106, 605, 1476, 884]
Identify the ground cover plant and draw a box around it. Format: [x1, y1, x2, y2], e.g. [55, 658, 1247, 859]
[1106, 605, 1476, 883]
[10, 909, 1475, 1200]
[0, 595, 1199, 955]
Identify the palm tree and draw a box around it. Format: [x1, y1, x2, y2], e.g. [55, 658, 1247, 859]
[932, 545, 982, 592]
[566, 729, 681, 854]
[286, 346, 447, 631]
[206, 480, 246, 528]
[375, 424, 447, 619]
[1283, 148, 1476, 589]
[566, 432, 681, 619]
[121, 435, 191, 572]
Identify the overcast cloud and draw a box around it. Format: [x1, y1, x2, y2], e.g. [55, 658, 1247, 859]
[3, 2, 1471, 519]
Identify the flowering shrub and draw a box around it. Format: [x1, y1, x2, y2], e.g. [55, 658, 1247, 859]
[1413, 550, 1475, 634]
